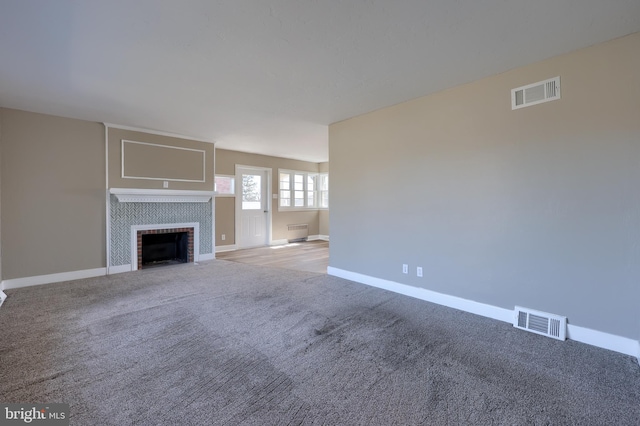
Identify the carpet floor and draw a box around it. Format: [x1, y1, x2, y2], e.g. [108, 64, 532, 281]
[1, 260, 638, 425]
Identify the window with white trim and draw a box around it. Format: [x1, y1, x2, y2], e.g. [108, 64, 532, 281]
[319, 174, 329, 208]
[214, 175, 235, 196]
[279, 169, 328, 210]
[294, 172, 305, 207]
[279, 172, 291, 206]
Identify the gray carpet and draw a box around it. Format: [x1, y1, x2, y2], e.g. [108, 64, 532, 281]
[1, 260, 638, 425]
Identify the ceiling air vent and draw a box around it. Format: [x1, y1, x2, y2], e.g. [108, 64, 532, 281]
[511, 76, 560, 110]
[514, 306, 566, 341]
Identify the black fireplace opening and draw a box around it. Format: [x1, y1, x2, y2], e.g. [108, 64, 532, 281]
[141, 232, 189, 268]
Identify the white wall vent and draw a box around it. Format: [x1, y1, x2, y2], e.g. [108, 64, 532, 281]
[287, 224, 308, 242]
[511, 76, 560, 110]
[514, 306, 567, 341]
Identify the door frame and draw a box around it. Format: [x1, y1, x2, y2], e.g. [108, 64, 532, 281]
[235, 164, 272, 249]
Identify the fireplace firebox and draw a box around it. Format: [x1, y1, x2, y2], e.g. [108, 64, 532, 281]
[137, 227, 194, 269]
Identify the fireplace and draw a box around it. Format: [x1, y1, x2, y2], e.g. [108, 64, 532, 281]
[140, 231, 189, 268]
[108, 188, 213, 274]
[135, 226, 195, 270]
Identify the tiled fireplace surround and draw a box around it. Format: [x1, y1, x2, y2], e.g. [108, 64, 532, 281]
[109, 192, 214, 273]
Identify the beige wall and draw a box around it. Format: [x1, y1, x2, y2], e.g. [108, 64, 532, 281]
[330, 32, 640, 339]
[215, 149, 324, 246]
[215, 197, 236, 246]
[107, 128, 214, 191]
[0, 108, 105, 279]
[319, 210, 329, 236]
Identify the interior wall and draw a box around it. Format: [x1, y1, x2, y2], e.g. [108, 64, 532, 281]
[107, 128, 214, 191]
[215, 149, 322, 246]
[0, 108, 105, 280]
[329, 32, 640, 340]
[319, 210, 329, 237]
[215, 197, 236, 246]
[318, 162, 329, 173]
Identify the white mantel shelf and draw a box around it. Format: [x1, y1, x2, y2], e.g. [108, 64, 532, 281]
[110, 188, 215, 203]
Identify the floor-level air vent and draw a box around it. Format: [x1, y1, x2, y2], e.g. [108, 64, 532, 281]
[0, 290, 6, 308]
[511, 76, 561, 110]
[287, 224, 308, 242]
[514, 306, 567, 341]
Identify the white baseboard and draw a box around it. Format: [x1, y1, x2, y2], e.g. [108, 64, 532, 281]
[270, 239, 288, 246]
[1, 267, 107, 290]
[308, 235, 329, 241]
[199, 253, 215, 261]
[566, 324, 640, 358]
[0, 290, 6, 307]
[327, 266, 640, 360]
[108, 264, 132, 275]
[215, 245, 237, 253]
[328, 267, 512, 323]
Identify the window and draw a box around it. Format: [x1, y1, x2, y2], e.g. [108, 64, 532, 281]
[307, 174, 317, 208]
[294, 173, 304, 207]
[278, 169, 328, 210]
[241, 173, 262, 210]
[214, 175, 235, 196]
[319, 174, 329, 208]
[279, 172, 291, 206]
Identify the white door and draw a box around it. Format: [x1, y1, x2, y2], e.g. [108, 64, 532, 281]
[236, 166, 270, 248]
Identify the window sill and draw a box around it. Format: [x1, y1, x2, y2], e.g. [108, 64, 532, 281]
[278, 207, 327, 212]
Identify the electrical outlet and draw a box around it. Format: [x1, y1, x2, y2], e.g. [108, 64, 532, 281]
[163, 181, 169, 188]
[417, 267, 423, 277]
[221, 234, 226, 241]
[402, 264, 408, 274]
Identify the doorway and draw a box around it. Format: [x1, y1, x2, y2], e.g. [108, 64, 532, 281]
[235, 165, 271, 248]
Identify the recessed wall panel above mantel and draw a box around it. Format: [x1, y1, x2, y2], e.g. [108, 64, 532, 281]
[107, 126, 214, 191]
[121, 140, 206, 182]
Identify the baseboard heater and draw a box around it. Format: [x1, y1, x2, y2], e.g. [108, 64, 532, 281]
[514, 306, 567, 341]
[287, 224, 308, 243]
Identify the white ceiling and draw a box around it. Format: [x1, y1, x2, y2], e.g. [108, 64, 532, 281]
[1, 1, 639, 162]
